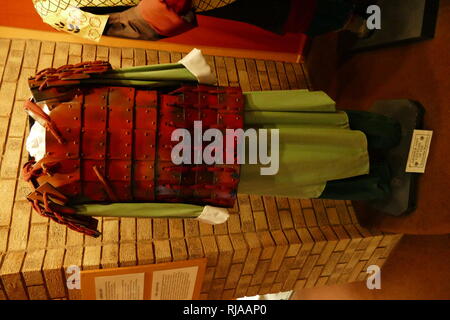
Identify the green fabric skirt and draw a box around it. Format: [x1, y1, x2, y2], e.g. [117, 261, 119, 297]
[238, 89, 370, 199]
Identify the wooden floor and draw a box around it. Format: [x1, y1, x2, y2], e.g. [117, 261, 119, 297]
[0, 37, 401, 300]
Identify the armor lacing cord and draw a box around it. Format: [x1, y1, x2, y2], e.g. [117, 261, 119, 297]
[38, 79, 48, 91]
[204, 184, 234, 191]
[24, 99, 65, 145]
[23, 161, 39, 182]
[41, 162, 55, 176]
[189, 183, 207, 190]
[30, 192, 101, 238]
[92, 165, 119, 202]
[35, 68, 56, 81]
[162, 184, 183, 190]
[22, 160, 60, 183]
[163, 166, 191, 173]
[42, 191, 64, 222]
[164, 166, 235, 173]
[207, 167, 235, 172]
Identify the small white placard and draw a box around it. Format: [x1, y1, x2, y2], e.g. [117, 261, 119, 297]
[406, 130, 433, 173]
[151, 266, 199, 300]
[95, 273, 145, 300]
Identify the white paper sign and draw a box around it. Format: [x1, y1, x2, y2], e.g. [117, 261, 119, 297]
[406, 130, 433, 173]
[151, 266, 199, 300]
[95, 273, 145, 300]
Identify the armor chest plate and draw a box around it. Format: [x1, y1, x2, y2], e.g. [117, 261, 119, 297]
[36, 84, 244, 208]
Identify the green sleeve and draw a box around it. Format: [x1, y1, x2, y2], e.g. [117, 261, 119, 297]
[73, 202, 204, 219]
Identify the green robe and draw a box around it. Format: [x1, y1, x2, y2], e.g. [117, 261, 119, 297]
[239, 89, 369, 199]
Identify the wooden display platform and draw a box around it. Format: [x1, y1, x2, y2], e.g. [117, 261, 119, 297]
[0, 38, 402, 300]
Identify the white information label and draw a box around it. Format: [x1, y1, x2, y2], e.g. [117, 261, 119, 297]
[151, 266, 199, 300]
[95, 273, 145, 300]
[405, 130, 433, 173]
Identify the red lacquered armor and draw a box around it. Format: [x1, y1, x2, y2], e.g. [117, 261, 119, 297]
[23, 62, 245, 237]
